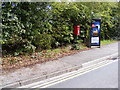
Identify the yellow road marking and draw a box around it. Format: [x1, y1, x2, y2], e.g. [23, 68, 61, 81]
[40, 60, 117, 88]
[32, 60, 117, 88]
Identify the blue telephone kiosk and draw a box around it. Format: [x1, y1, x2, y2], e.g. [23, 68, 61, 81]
[90, 18, 101, 48]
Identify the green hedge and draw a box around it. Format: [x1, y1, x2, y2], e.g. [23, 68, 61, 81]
[1, 2, 120, 56]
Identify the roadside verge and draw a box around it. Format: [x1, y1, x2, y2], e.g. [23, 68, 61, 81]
[1, 52, 118, 88]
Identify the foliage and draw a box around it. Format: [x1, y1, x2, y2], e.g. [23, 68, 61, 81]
[101, 40, 117, 45]
[8, 57, 18, 64]
[33, 33, 54, 50]
[2, 2, 120, 56]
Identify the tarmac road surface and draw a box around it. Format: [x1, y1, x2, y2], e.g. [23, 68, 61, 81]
[48, 60, 118, 88]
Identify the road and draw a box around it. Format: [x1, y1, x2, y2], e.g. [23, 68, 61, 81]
[48, 60, 118, 88]
[19, 57, 118, 88]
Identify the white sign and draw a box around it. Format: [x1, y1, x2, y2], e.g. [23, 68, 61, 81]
[91, 37, 99, 43]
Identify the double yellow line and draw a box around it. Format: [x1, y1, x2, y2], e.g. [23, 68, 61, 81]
[30, 60, 116, 88]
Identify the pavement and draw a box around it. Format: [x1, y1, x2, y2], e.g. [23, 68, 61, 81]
[0, 42, 119, 88]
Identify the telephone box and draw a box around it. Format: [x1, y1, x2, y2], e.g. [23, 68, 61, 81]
[73, 25, 80, 35]
[90, 18, 101, 47]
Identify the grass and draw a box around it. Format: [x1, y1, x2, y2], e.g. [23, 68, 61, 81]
[80, 43, 88, 49]
[8, 58, 18, 64]
[39, 48, 63, 58]
[101, 40, 117, 45]
[40, 40, 117, 58]
[2, 39, 118, 72]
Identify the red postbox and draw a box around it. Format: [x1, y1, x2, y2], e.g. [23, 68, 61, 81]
[73, 25, 80, 35]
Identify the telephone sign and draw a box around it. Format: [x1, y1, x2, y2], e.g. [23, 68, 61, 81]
[90, 18, 101, 47]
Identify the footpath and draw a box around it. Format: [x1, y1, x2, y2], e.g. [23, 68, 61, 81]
[0, 42, 118, 88]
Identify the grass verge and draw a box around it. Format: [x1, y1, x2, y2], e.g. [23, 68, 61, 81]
[2, 40, 117, 73]
[101, 40, 117, 45]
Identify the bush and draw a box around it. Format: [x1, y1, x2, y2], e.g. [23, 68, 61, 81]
[71, 39, 83, 50]
[33, 33, 54, 50]
[2, 40, 36, 56]
[2, 2, 119, 56]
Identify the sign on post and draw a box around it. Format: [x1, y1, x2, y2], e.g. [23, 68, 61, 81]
[90, 18, 101, 48]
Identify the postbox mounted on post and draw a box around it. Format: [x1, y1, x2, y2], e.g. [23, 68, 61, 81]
[73, 25, 80, 50]
[89, 18, 101, 48]
[73, 25, 80, 35]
